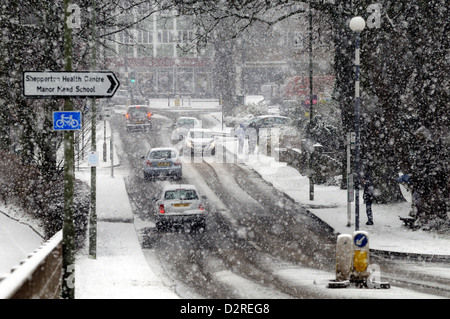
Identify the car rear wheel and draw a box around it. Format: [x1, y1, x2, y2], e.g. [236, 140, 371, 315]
[156, 221, 166, 231]
[196, 219, 206, 231]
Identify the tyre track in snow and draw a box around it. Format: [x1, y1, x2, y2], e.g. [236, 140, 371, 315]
[186, 157, 338, 298]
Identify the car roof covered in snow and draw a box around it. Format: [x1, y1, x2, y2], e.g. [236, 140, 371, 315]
[162, 184, 197, 191]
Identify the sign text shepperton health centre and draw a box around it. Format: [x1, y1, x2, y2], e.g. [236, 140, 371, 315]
[23, 71, 120, 98]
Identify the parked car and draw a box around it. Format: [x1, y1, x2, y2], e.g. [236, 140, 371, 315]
[153, 184, 207, 230]
[267, 105, 281, 115]
[171, 117, 200, 143]
[184, 128, 216, 156]
[232, 115, 292, 137]
[231, 114, 301, 149]
[125, 105, 152, 132]
[143, 147, 182, 180]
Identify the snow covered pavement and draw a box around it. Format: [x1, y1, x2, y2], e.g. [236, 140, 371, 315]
[74, 172, 179, 299]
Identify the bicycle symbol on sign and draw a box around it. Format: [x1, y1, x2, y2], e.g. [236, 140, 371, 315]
[53, 111, 82, 131]
[55, 114, 79, 129]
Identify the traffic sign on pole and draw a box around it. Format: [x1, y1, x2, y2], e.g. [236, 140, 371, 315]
[53, 111, 82, 131]
[23, 71, 120, 98]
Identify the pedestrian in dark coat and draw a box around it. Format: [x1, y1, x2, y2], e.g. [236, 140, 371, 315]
[363, 173, 374, 225]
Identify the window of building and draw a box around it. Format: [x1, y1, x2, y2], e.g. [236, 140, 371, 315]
[178, 68, 194, 94]
[158, 69, 174, 94]
[118, 30, 135, 44]
[156, 44, 174, 57]
[138, 30, 153, 44]
[158, 30, 178, 44]
[137, 45, 153, 57]
[177, 30, 194, 43]
[157, 16, 174, 30]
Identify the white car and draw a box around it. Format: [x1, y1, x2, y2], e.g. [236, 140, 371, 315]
[184, 128, 216, 156]
[171, 117, 200, 143]
[153, 184, 207, 230]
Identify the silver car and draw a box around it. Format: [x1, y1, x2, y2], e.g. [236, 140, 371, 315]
[154, 184, 207, 230]
[143, 147, 182, 180]
[171, 116, 200, 143]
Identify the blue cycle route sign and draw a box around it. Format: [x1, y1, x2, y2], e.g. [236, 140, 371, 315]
[53, 111, 82, 131]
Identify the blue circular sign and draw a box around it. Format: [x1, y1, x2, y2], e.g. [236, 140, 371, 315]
[354, 233, 368, 248]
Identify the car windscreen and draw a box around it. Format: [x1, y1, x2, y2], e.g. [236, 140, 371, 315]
[116, 90, 127, 97]
[190, 131, 213, 139]
[273, 117, 290, 125]
[245, 118, 258, 125]
[150, 150, 176, 159]
[164, 189, 198, 200]
[177, 118, 197, 127]
[129, 107, 149, 115]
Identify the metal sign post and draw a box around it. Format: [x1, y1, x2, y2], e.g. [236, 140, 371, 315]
[346, 133, 353, 227]
[61, 0, 75, 299]
[89, 0, 98, 260]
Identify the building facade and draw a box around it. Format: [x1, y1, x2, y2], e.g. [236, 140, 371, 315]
[105, 5, 215, 98]
[104, 3, 334, 101]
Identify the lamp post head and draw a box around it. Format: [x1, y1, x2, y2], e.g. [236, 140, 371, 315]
[350, 16, 366, 32]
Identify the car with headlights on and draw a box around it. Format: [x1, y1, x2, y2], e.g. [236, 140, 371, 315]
[171, 117, 200, 143]
[143, 147, 182, 180]
[153, 184, 207, 230]
[184, 128, 216, 156]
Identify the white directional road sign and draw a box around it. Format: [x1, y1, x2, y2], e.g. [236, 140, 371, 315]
[23, 71, 120, 98]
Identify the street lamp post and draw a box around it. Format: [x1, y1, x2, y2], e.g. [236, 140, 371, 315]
[349, 17, 365, 231]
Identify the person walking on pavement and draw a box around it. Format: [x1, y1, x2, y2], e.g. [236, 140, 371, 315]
[236, 123, 245, 154]
[247, 123, 257, 154]
[363, 172, 374, 225]
[396, 174, 419, 220]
